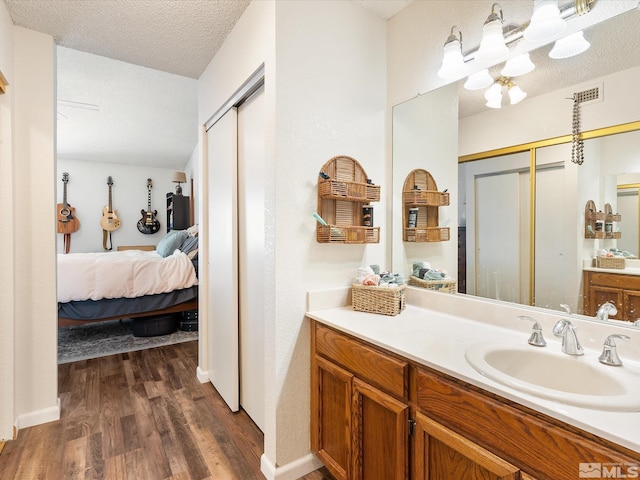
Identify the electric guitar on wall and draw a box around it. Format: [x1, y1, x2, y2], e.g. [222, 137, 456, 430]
[57, 172, 80, 234]
[137, 178, 160, 234]
[100, 176, 121, 231]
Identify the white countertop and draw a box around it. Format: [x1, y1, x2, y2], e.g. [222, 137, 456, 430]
[583, 257, 640, 276]
[584, 266, 640, 276]
[307, 288, 640, 454]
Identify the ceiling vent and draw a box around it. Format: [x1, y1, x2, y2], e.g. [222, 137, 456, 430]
[573, 83, 603, 106]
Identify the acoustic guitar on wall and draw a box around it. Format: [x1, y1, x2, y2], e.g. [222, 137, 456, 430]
[57, 172, 80, 234]
[100, 176, 121, 231]
[137, 178, 160, 234]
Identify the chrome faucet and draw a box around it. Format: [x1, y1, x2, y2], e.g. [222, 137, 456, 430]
[519, 315, 546, 347]
[553, 319, 584, 356]
[599, 334, 630, 366]
[595, 302, 618, 321]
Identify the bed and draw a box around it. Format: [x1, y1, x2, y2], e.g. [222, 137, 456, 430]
[57, 229, 199, 327]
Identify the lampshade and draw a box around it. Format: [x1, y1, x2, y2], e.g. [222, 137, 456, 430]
[464, 69, 494, 90]
[549, 31, 590, 59]
[501, 53, 535, 77]
[523, 0, 566, 43]
[172, 171, 187, 184]
[485, 96, 503, 109]
[437, 27, 468, 79]
[474, 5, 509, 66]
[508, 84, 527, 104]
[484, 82, 503, 108]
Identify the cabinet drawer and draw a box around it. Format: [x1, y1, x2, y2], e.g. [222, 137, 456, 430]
[413, 367, 639, 480]
[315, 324, 408, 399]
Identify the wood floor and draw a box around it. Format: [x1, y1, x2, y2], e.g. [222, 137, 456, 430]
[0, 341, 334, 480]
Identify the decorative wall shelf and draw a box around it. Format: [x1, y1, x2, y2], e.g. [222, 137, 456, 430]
[584, 200, 622, 239]
[402, 169, 450, 243]
[316, 155, 380, 244]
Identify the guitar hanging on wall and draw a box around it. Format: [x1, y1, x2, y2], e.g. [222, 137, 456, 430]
[100, 176, 120, 250]
[137, 178, 160, 234]
[57, 172, 80, 254]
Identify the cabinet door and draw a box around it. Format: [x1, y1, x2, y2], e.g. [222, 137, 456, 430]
[351, 378, 409, 480]
[311, 357, 353, 480]
[588, 285, 623, 319]
[413, 412, 520, 480]
[623, 289, 640, 321]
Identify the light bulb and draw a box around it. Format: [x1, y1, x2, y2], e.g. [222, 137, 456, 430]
[475, 15, 509, 66]
[524, 0, 566, 42]
[438, 37, 468, 79]
[464, 69, 494, 91]
[508, 85, 527, 104]
[549, 31, 590, 59]
[501, 53, 535, 77]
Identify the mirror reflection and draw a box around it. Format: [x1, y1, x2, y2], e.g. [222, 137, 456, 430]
[392, 7, 640, 324]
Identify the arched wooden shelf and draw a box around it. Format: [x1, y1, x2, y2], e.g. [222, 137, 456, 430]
[317, 155, 380, 244]
[585, 200, 621, 239]
[402, 169, 449, 242]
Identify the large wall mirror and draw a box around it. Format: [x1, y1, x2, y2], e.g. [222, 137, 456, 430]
[392, 4, 640, 326]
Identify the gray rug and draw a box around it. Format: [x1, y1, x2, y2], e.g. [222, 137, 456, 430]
[58, 319, 198, 364]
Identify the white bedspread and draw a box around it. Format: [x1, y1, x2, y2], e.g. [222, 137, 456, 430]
[57, 249, 198, 303]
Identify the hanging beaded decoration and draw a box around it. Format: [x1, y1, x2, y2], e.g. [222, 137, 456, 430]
[571, 94, 584, 165]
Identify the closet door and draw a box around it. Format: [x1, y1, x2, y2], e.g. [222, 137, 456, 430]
[475, 172, 521, 303]
[206, 107, 239, 412]
[237, 85, 265, 431]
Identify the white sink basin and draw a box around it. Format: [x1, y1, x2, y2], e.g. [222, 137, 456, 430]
[465, 343, 640, 411]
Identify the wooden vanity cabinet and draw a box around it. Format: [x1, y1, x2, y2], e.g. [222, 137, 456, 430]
[311, 322, 409, 480]
[310, 319, 639, 480]
[583, 270, 640, 320]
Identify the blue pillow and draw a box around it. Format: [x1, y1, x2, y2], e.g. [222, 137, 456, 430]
[156, 230, 189, 258]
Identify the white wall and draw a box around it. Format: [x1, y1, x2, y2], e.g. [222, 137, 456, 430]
[13, 26, 59, 429]
[55, 159, 192, 253]
[274, 1, 386, 472]
[198, 0, 386, 477]
[0, 0, 16, 442]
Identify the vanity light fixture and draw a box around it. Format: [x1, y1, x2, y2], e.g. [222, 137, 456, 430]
[501, 52, 535, 77]
[523, 0, 566, 43]
[464, 69, 494, 91]
[474, 3, 509, 66]
[437, 26, 468, 80]
[484, 77, 527, 109]
[549, 30, 591, 59]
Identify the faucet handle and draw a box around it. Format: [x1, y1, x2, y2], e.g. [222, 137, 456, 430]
[560, 304, 572, 315]
[519, 315, 546, 347]
[599, 334, 630, 366]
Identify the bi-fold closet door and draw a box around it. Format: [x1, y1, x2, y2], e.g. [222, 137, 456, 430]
[205, 83, 265, 432]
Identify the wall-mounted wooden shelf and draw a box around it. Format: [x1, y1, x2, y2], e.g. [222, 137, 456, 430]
[585, 200, 622, 239]
[316, 155, 380, 244]
[402, 169, 450, 243]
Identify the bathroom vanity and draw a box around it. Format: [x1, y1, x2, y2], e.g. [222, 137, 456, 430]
[583, 266, 640, 321]
[307, 288, 640, 480]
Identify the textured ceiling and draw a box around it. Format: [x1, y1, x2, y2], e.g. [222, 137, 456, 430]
[4, 0, 409, 79]
[56, 46, 198, 169]
[6, 0, 638, 168]
[4, 0, 251, 79]
[3, 0, 410, 169]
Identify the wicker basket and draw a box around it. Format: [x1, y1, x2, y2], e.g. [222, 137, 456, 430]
[352, 283, 406, 316]
[597, 256, 625, 269]
[409, 275, 457, 293]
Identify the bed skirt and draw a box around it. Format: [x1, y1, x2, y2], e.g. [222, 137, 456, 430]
[58, 286, 198, 321]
